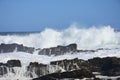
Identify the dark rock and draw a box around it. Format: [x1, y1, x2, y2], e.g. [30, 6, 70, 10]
[50, 58, 85, 71]
[33, 69, 94, 80]
[33, 76, 56, 80]
[0, 60, 22, 76]
[0, 63, 6, 66]
[117, 78, 120, 80]
[51, 57, 120, 77]
[39, 43, 77, 55]
[0, 66, 14, 76]
[93, 78, 101, 80]
[0, 43, 35, 54]
[0, 65, 7, 75]
[76, 50, 96, 53]
[88, 57, 120, 76]
[7, 60, 21, 67]
[27, 62, 48, 77]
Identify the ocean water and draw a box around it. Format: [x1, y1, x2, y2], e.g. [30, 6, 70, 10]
[0, 48, 120, 80]
[0, 26, 120, 50]
[0, 26, 120, 80]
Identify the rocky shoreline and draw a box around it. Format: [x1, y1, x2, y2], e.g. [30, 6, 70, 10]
[0, 43, 120, 80]
[0, 57, 120, 80]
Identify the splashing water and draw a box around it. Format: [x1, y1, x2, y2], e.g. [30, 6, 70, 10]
[0, 24, 120, 79]
[0, 25, 120, 50]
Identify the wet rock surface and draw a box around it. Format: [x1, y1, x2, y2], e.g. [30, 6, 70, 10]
[0, 57, 120, 79]
[0, 43, 120, 79]
[0, 65, 7, 75]
[0, 43, 35, 54]
[39, 44, 77, 55]
[7, 60, 21, 67]
[88, 57, 120, 76]
[0, 60, 21, 75]
[0, 43, 98, 55]
[27, 62, 48, 77]
[50, 58, 84, 71]
[33, 69, 94, 80]
[33, 57, 120, 80]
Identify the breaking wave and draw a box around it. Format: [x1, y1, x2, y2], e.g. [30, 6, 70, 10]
[0, 24, 120, 49]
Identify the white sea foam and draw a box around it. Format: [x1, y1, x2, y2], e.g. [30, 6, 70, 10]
[0, 24, 120, 79]
[0, 48, 120, 65]
[0, 48, 120, 79]
[0, 24, 120, 50]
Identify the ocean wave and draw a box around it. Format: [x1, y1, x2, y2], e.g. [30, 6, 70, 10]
[0, 24, 120, 49]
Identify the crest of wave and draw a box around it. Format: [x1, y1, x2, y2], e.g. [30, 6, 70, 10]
[0, 24, 120, 49]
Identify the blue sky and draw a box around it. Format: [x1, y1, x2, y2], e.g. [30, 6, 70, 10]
[0, 0, 120, 32]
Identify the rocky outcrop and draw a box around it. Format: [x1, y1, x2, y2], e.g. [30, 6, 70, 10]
[32, 58, 91, 79]
[1, 57, 120, 79]
[27, 62, 48, 77]
[0, 63, 7, 75]
[39, 43, 77, 55]
[0, 60, 21, 75]
[33, 69, 94, 80]
[0, 43, 98, 55]
[7, 60, 21, 67]
[0, 43, 35, 54]
[49, 57, 120, 79]
[50, 58, 85, 71]
[76, 49, 96, 53]
[38, 43, 98, 56]
[88, 57, 120, 76]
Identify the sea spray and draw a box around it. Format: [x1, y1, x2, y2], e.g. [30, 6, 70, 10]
[0, 25, 120, 50]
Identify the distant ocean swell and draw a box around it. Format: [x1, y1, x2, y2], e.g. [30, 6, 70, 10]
[0, 25, 120, 50]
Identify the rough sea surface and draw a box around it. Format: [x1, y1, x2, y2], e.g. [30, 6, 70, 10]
[0, 26, 120, 80]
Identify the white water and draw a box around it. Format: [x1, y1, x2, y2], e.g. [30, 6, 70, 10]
[0, 65, 63, 80]
[0, 48, 120, 79]
[0, 25, 120, 50]
[0, 25, 120, 79]
[1, 48, 120, 64]
[0, 48, 120, 80]
[0, 66, 32, 80]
